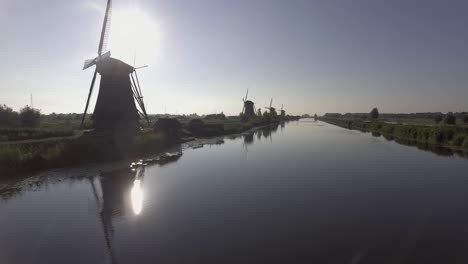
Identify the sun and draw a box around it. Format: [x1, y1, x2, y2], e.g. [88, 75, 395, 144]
[109, 8, 161, 66]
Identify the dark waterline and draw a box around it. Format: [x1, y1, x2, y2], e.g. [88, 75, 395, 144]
[2, 120, 468, 264]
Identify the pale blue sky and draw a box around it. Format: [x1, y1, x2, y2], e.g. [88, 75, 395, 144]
[0, 0, 467, 115]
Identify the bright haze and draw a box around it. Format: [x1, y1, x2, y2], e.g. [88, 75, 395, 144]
[0, 0, 467, 115]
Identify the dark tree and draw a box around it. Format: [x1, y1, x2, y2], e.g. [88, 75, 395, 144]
[369, 107, 379, 119]
[0, 104, 19, 126]
[257, 109, 262, 117]
[464, 115, 468, 124]
[314, 114, 318, 120]
[434, 115, 443, 124]
[444, 112, 456, 125]
[19, 106, 41, 127]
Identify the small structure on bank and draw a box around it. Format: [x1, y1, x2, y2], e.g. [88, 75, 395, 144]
[241, 89, 256, 122]
[187, 119, 224, 137]
[265, 98, 277, 116]
[188, 119, 205, 132]
[153, 118, 183, 140]
[80, 0, 150, 133]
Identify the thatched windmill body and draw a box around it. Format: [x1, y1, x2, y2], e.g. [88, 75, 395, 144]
[80, 0, 150, 132]
[241, 89, 256, 121]
[265, 98, 277, 116]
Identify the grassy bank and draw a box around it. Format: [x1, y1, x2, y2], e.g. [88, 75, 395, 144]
[0, 115, 300, 178]
[322, 118, 468, 151]
[0, 130, 169, 178]
[0, 127, 75, 142]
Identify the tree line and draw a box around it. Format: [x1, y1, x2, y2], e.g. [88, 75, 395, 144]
[323, 108, 468, 125]
[0, 105, 41, 127]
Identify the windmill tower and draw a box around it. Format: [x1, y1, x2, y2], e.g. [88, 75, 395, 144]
[280, 104, 286, 117]
[241, 89, 256, 122]
[264, 98, 277, 116]
[80, 0, 150, 132]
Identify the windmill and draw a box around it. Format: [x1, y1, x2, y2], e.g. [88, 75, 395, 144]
[80, 0, 150, 131]
[241, 89, 256, 121]
[280, 104, 286, 117]
[264, 98, 277, 116]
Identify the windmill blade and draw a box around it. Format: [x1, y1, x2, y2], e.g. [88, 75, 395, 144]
[135, 65, 149, 70]
[83, 51, 111, 70]
[83, 58, 96, 70]
[80, 68, 98, 128]
[270, 98, 273, 108]
[98, 0, 113, 56]
[245, 89, 249, 101]
[242, 105, 245, 114]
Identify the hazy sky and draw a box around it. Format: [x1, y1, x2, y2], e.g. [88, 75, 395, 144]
[0, 0, 467, 115]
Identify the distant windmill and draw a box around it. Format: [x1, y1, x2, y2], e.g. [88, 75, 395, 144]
[241, 89, 256, 121]
[264, 98, 277, 116]
[80, 0, 150, 131]
[280, 104, 286, 117]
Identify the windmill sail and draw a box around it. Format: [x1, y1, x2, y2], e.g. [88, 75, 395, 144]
[80, 0, 113, 128]
[98, 0, 113, 56]
[83, 51, 111, 70]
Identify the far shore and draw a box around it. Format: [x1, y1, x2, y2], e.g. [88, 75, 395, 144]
[321, 117, 468, 155]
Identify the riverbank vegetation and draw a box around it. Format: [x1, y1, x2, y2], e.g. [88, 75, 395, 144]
[321, 114, 468, 152]
[0, 105, 300, 178]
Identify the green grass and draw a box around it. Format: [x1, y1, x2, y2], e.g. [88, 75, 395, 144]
[0, 115, 300, 178]
[0, 139, 69, 176]
[0, 127, 75, 142]
[322, 118, 468, 152]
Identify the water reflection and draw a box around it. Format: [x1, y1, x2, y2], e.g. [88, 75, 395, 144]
[241, 123, 280, 151]
[131, 180, 143, 215]
[131, 167, 145, 215]
[370, 130, 468, 159]
[91, 168, 142, 263]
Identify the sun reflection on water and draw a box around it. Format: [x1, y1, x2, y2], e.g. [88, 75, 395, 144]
[131, 179, 144, 215]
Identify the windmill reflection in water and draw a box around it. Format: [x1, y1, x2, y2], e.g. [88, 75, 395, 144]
[88, 165, 146, 263]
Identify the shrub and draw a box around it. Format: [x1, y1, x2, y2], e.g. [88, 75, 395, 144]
[19, 106, 41, 127]
[444, 112, 456, 125]
[452, 135, 466, 147]
[464, 115, 468, 124]
[0, 105, 19, 127]
[0, 146, 25, 171]
[369, 108, 379, 119]
[434, 115, 443, 124]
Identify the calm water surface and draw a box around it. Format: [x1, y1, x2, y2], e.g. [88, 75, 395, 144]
[2, 119, 468, 264]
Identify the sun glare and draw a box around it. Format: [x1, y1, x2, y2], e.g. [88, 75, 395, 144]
[131, 179, 144, 215]
[109, 8, 161, 66]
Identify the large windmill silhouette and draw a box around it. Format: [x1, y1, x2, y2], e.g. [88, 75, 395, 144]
[241, 89, 256, 121]
[81, 0, 150, 131]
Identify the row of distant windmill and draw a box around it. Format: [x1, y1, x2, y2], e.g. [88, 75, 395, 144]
[79, 0, 286, 133]
[241, 89, 286, 121]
